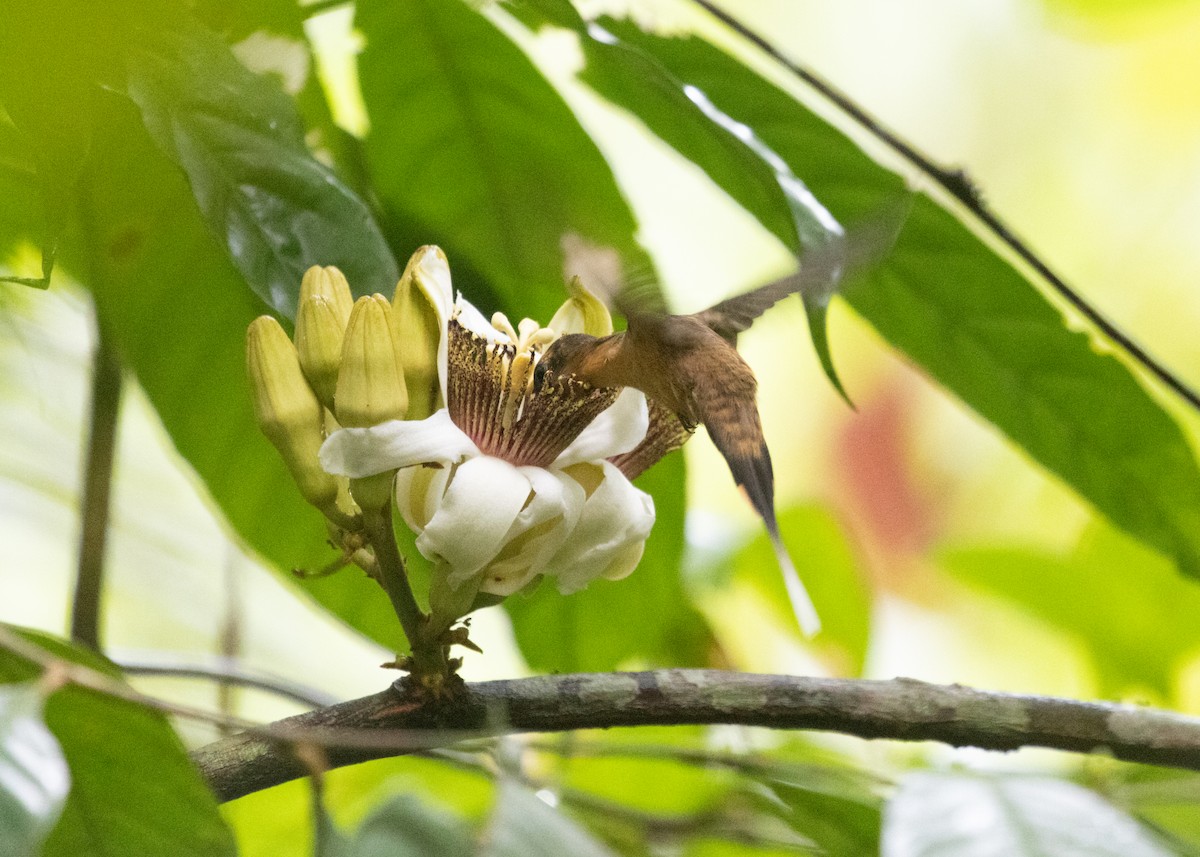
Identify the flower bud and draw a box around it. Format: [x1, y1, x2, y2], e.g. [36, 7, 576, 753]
[548, 276, 613, 337]
[393, 247, 446, 419]
[335, 294, 409, 428]
[336, 295, 409, 511]
[295, 295, 345, 410]
[246, 315, 339, 512]
[299, 265, 353, 328]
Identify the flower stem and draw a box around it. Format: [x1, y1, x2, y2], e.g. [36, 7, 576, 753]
[360, 504, 446, 677]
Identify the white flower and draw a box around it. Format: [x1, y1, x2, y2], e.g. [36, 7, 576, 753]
[319, 247, 681, 602]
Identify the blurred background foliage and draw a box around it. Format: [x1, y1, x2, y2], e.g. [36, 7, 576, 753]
[3, 0, 1200, 854]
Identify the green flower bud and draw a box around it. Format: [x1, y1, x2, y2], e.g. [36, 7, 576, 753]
[295, 294, 345, 410]
[246, 315, 339, 513]
[336, 294, 409, 428]
[336, 295, 409, 511]
[393, 247, 445, 419]
[299, 265, 353, 328]
[548, 275, 613, 337]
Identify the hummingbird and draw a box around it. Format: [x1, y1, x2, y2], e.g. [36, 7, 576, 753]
[537, 205, 907, 636]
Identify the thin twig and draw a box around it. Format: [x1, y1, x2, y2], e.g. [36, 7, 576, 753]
[115, 654, 339, 709]
[71, 312, 122, 651]
[687, 0, 1200, 413]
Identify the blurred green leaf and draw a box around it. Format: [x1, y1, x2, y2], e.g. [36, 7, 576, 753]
[0, 117, 43, 264]
[882, 772, 1174, 857]
[125, 18, 398, 316]
[352, 794, 474, 857]
[0, 1, 116, 287]
[510, 3, 849, 395]
[75, 93, 403, 650]
[548, 16, 1200, 580]
[724, 505, 871, 675]
[483, 780, 617, 857]
[756, 780, 881, 856]
[0, 626, 236, 857]
[356, 0, 655, 325]
[0, 682, 69, 857]
[505, 452, 712, 672]
[942, 522, 1200, 699]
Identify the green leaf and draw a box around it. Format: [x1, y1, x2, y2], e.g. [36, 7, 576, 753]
[0, 1, 113, 288]
[942, 521, 1200, 699]
[125, 17, 398, 317]
[0, 626, 236, 857]
[511, 3, 849, 394]
[505, 451, 713, 672]
[75, 93, 404, 650]
[353, 794, 474, 857]
[483, 780, 617, 857]
[882, 772, 1174, 857]
[758, 780, 881, 857]
[0, 683, 69, 857]
[713, 505, 871, 675]
[551, 17, 1200, 579]
[356, 0, 656, 326]
[0, 117, 44, 264]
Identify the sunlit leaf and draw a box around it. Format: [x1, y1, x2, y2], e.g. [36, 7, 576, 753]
[356, 0, 656, 325]
[125, 18, 398, 317]
[722, 504, 871, 675]
[0, 626, 236, 857]
[882, 772, 1174, 857]
[0, 683, 69, 857]
[482, 780, 616, 857]
[942, 521, 1200, 699]
[0, 1, 115, 288]
[540, 14, 1200, 580]
[505, 452, 713, 672]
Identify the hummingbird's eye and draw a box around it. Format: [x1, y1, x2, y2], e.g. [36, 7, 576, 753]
[532, 360, 548, 391]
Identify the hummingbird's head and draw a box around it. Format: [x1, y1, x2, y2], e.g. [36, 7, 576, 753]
[534, 332, 598, 391]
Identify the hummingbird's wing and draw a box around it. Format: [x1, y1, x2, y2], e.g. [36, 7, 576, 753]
[692, 196, 912, 344]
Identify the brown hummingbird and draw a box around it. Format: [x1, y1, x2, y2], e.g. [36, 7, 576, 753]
[538, 206, 907, 636]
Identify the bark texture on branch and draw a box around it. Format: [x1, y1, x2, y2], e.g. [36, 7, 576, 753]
[193, 670, 1200, 802]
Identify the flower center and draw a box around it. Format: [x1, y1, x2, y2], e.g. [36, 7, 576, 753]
[445, 318, 620, 467]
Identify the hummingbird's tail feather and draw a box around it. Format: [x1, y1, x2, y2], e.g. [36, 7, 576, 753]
[772, 535, 822, 637]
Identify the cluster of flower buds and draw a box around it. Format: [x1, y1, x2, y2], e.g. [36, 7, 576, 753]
[245, 258, 442, 522]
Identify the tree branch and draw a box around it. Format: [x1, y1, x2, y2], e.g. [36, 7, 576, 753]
[193, 670, 1200, 803]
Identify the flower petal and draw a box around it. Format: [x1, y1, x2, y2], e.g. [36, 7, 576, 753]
[478, 467, 587, 596]
[409, 247, 454, 404]
[393, 460, 453, 532]
[319, 409, 478, 477]
[416, 455, 532, 587]
[553, 387, 650, 468]
[549, 461, 656, 593]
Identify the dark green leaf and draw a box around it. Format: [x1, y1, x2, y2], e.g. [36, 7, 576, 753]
[75, 93, 405, 650]
[125, 18, 398, 316]
[882, 772, 1174, 857]
[505, 451, 713, 672]
[942, 521, 1200, 699]
[0, 626, 236, 857]
[356, 0, 655, 326]
[0, 683, 69, 857]
[353, 794, 474, 857]
[553, 18, 1200, 579]
[483, 780, 616, 857]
